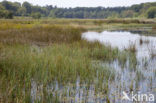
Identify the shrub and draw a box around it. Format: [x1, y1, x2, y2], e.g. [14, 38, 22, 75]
[147, 7, 156, 18]
[0, 10, 13, 19]
[31, 12, 41, 19]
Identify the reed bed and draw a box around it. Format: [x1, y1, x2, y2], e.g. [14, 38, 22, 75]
[0, 43, 115, 102]
[0, 20, 138, 102]
[0, 25, 85, 45]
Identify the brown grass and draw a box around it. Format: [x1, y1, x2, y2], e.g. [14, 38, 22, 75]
[0, 25, 86, 45]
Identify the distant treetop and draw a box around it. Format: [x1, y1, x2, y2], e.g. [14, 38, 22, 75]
[0, 1, 155, 19]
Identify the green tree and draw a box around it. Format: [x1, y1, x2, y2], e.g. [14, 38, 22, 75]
[121, 10, 134, 18]
[22, 2, 32, 15]
[0, 3, 5, 10]
[0, 0, 156, 19]
[31, 12, 41, 19]
[1, 1, 20, 15]
[5, 11, 13, 19]
[49, 10, 56, 18]
[0, 10, 4, 18]
[17, 7, 26, 16]
[0, 10, 13, 19]
[147, 7, 156, 18]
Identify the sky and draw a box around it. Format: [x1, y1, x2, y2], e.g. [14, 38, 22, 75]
[0, 0, 155, 8]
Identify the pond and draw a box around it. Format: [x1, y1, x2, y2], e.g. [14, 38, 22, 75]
[31, 31, 156, 103]
[82, 31, 156, 103]
[82, 31, 156, 58]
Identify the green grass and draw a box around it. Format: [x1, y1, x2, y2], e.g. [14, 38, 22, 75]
[0, 19, 141, 102]
[0, 41, 137, 102]
[0, 43, 114, 102]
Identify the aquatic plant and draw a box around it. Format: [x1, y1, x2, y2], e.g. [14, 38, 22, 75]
[128, 44, 136, 53]
[0, 19, 153, 103]
[139, 37, 143, 45]
[0, 43, 117, 102]
[148, 46, 156, 59]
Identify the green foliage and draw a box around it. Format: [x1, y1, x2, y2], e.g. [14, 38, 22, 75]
[22, 1, 32, 15]
[31, 12, 41, 19]
[0, 1, 155, 19]
[147, 7, 156, 18]
[17, 7, 26, 16]
[121, 10, 134, 18]
[0, 10, 13, 19]
[49, 10, 56, 18]
[1, 1, 20, 15]
[0, 3, 5, 10]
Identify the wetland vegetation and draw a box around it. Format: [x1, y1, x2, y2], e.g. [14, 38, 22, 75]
[0, 18, 155, 102]
[0, 1, 156, 102]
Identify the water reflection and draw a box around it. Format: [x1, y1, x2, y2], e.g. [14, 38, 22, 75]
[82, 31, 156, 102]
[82, 31, 156, 59]
[31, 31, 156, 103]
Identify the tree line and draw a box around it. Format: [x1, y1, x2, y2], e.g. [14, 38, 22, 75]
[0, 0, 156, 19]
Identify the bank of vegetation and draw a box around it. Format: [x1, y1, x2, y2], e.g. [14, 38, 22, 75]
[0, 1, 156, 19]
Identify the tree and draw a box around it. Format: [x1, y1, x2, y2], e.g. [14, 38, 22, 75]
[31, 12, 41, 19]
[17, 7, 26, 16]
[121, 10, 134, 18]
[13, 2, 21, 15]
[131, 4, 143, 12]
[147, 7, 156, 18]
[0, 10, 13, 19]
[0, 10, 4, 18]
[0, 3, 5, 10]
[5, 10, 13, 19]
[22, 2, 32, 15]
[1, 1, 20, 15]
[0, 1, 156, 19]
[49, 10, 56, 18]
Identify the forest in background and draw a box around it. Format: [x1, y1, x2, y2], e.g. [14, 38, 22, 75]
[0, 0, 156, 19]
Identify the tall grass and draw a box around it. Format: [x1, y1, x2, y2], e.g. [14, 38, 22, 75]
[0, 41, 137, 102]
[0, 19, 138, 102]
[0, 43, 117, 102]
[0, 25, 85, 45]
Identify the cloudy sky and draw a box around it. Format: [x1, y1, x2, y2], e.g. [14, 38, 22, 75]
[0, 0, 155, 7]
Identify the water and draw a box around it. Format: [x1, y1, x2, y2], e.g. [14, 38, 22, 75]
[82, 31, 156, 102]
[31, 31, 156, 103]
[82, 31, 156, 58]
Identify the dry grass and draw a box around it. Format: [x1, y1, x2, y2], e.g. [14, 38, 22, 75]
[125, 44, 137, 53]
[152, 25, 156, 29]
[0, 25, 85, 45]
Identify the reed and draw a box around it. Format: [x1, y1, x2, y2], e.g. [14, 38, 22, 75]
[0, 43, 118, 102]
[0, 24, 86, 45]
[0, 19, 140, 102]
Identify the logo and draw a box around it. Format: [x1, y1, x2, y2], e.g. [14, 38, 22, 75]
[122, 91, 155, 102]
[122, 91, 131, 101]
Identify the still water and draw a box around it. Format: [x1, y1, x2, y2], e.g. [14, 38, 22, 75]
[31, 31, 156, 103]
[82, 31, 156, 103]
[82, 31, 156, 58]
